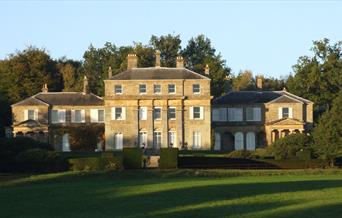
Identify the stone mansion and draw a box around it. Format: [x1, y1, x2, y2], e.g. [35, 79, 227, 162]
[10, 51, 313, 152]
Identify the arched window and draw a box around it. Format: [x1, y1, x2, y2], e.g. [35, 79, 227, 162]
[214, 132, 221, 150]
[62, 134, 70, 152]
[234, 132, 244, 150]
[246, 132, 256, 151]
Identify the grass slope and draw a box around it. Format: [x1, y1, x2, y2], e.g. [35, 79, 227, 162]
[1, 170, 342, 218]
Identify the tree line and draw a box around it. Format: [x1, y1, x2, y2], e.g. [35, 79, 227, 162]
[0, 35, 341, 153]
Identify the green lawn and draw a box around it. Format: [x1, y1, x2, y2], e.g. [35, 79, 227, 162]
[1, 169, 342, 218]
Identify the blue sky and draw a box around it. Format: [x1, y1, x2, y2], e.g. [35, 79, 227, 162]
[1, 1, 341, 78]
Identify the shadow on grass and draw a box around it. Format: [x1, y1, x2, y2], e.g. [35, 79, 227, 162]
[1, 171, 342, 218]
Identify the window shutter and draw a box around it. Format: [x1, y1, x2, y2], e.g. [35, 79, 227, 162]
[254, 108, 261, 121]
[81, 110, 85, 123]
[60, 110, 66, 123]
[122, 107, 126, 120]
[111, 107, 116, 120]
[24, 110, 28, 120]
[200, 107, 204, 120]
[189, 107, 193, 120]
[289, 107, 293, 118]
[90, 109, 97, 122]
[278, 107, 282, 119]
[71, 110, 75, 123]
[34, 109, 38, 120]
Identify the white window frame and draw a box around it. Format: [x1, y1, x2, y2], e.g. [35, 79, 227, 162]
[111, 107, 126, 120]
[154, 84, 161, 94]
[139, 131, 147, 148]
[190, 106, 204, 120]
[234, 132, 244, 150]
[153, 107, 162, 120]
[192, 84, 201, 94]
[228, 108, 243, 122]
[168, 107, 176, 120]
[168, 84, 176, 94]
[114, 133, 123, 150]
[193, 131, 201, 148]
[25, 109, 38, 121]
[90, 109, 105, 123]
[168, 131, 176, 147]
[139, 107, 147, 120]
[71, 109, 85, 123]
[139, 84, 147, 94]
[246, 107, 261, 122]
[50, 109, 66, 124]
[153, 131, 162, 149]
[114, 85, 122, 94]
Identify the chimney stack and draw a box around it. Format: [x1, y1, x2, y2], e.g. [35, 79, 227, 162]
[83, 75, 89, 94]
[176, 56, 184, 68]
[127, 54, 138, 70]
[155, 50, 161, 67]
[41, 83, 48, 93]
[256, 75, 263, 90]
[204, 64, 210, 75]
[108, 66, 112, 78]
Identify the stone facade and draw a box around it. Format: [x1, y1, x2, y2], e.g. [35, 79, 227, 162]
[104, 53, 212, 151]
[212, 89, 313, 151]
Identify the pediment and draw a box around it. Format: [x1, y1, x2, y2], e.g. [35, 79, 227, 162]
[269, 95, 302, 104]
[14, 120, 46, 128]
[267, 118, 304, 126]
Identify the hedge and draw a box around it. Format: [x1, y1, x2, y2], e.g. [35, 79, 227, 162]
[159, 148, 178, 169]
[14, 148, 69, 173]
[68, 155, 123, 171]
[123, 147, 143, 169]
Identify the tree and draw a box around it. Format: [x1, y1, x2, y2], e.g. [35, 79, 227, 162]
[313, 90, 342, 165]
[287, 38, 342, 118]
[269, 133, 313, 160]
[150, 34, 181, 67]
[231, 70, 255, 91]
[182, 35, 231, 97]
[57, 58, 83, 92]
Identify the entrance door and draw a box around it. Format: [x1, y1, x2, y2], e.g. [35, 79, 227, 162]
[114, 133, 123, 149]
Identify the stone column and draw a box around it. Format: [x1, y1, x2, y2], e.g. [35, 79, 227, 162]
[162, 106, 168, 148]
[147, 102, 154, 149]
[176, 103, 184, 149]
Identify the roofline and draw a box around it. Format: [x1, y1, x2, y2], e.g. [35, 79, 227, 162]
[282, 90, 313, 103]
[11, 95, 50, 107]
[266, 93, 304, 104]
[107, 67, 211, 81]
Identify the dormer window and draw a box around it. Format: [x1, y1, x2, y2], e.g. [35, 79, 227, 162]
[139, 84, 147, 94]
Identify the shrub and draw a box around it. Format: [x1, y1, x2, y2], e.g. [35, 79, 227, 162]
[14, 148, 68, 172]
[159, 148, 178, 169]
[269, 133, 313, 160]
[250, 148, 273, 159]
[123, 147, 143, 169]
[296, 150, 312, 160]
[69, 155, 123, 171]
[227, 150, 253, 159]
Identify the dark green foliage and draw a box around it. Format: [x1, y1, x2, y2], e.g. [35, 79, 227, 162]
[296, 150, 312, 160]
[287, 38, 342, 118]
[159, 148, 178, 169]
[269, 133, 313, 160]
[313, 90, 342, 164]
[123, 147, 143, 169]
[68, 156, 123, 171]
[150, 34, 181, 67]
[181, 35, 231, 97]
[64, 125, 104, 152]
[263, 159, 328, 169]
[14, 148, 68, 172]
[227, 150, 253, 159]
